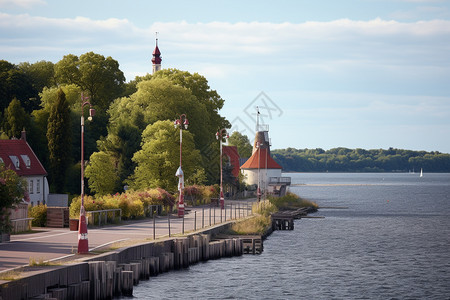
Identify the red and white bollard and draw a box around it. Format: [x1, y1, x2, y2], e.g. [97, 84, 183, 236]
[77, 205, 88, 253]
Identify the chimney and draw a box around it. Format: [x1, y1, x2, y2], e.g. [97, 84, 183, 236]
[21, 128, 26, 141]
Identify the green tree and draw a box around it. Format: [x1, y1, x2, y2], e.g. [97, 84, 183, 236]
[54, 52, 125, 110]
[1, 163, 28, 233]
[109, 71, 230, 185]
[18, 60, 55, 93]
[47, 89, 72, 192]
[105, 77, 210, 186]
[129, 120, 204, 191]
[0, 60, 38, 113]
[97, 124, 142, 188]
[39, 84, 82, 111]
[2, 98, 30, 138]
[85, 151, 120, 195]
[228, 131, 253, 158]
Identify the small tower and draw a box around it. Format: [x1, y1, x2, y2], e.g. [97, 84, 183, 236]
[151, 34, 162, 74]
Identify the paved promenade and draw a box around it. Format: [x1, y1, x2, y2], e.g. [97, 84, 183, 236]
[0, 200, 254, 273]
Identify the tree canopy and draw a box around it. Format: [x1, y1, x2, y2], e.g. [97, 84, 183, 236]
[228, 131, 252, 158]
[1, 98, 30, 138]
[272, 147, 450, 172]
[129, 120, 203, 192]
[54, 52, 125, 110]
[46, 89, 72, 192]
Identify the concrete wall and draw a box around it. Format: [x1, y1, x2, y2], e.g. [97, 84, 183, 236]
[0, 222, 247, 300]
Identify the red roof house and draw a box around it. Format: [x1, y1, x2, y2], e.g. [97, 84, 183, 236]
[0, 133, 48, 205]
[240, 148, 282, 170]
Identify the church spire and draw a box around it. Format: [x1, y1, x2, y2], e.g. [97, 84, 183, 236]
[152, 32, 162, 73]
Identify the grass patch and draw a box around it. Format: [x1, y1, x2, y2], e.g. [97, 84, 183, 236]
[29, 257, 58, 267]
[229, 214, 271, 235]
[268, 192, 318, 210]
[229, 200, 274, 235]
[0, 270, 22, 281]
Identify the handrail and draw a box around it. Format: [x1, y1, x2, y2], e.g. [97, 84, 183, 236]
[86, 209, 122, 227]
[269, 177, 291, 184]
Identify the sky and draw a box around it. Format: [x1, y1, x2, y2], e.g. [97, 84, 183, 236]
[1, 0, 450, 153]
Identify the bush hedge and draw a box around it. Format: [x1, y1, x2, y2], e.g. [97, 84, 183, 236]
[28, 204, 47, 227]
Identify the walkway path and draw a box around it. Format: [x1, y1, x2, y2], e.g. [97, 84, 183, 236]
[0, 200, 255, 272]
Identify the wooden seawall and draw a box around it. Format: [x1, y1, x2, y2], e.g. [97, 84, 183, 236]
[0, 224, 245, 300]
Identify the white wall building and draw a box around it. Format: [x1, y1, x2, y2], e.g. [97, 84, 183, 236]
[0, 131, 49, 206]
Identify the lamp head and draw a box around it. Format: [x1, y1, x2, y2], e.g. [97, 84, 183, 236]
[88, 108, 95, 121]
[183, 118, 189, 129]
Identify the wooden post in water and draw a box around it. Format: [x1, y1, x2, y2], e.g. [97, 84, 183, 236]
[168, 214, 171, 237]
[153, 215, 156, 240]
[121, 271, 133, 296]
[182, 214, 185, 234]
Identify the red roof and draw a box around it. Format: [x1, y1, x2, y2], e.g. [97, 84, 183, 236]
[240, 148, 282, 169]
[152, 39, 162, 64]
[223, 145, 240, 177]
[0, 139, 47, 176]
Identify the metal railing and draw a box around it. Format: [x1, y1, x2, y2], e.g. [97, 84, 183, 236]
[86, 209, 122, 227]
[268, 177, 291, 185]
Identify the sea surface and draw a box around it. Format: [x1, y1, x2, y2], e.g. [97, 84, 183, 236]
[131, 173, 450, 299]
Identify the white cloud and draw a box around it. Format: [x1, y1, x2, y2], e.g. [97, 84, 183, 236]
[0, 0, 45, 9]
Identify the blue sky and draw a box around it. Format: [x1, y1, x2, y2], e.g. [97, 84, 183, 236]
[1, 0, 450, 153]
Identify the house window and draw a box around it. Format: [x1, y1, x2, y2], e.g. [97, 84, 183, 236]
[21, 155, 31, 168]
[9, 156, 20, 169]
[37, 179, 40, 193]
[29, 180, 34, 194]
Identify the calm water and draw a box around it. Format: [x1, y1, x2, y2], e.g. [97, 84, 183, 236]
[131, 173, 450, 299]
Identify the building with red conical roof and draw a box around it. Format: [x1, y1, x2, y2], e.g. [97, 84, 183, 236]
[152, 37, 162, 73]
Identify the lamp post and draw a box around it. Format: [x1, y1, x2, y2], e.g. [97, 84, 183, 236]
[216, 129, 229, 209]
[78, 93, 95, 254]
[174, 114, 189, 218]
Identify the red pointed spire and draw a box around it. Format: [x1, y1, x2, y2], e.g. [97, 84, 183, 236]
[152, 38, 162, 65]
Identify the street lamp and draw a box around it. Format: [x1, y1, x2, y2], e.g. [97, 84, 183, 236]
[216, 129, 229, 209]
[174, 114, 189, 218]
[78, 93, 95, 254]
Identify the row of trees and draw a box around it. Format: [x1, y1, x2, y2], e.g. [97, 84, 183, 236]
[1, 54, 236, 197]
[272, 147, 450, 172]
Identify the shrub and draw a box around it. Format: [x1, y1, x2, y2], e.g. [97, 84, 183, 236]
[28, 204, 47, 227]
[268, 192, 318, 210]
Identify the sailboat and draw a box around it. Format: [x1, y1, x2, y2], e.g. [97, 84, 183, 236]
[420, 168, 423, 177]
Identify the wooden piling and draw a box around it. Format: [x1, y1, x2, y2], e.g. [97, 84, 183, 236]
[121, 271, 133, 297]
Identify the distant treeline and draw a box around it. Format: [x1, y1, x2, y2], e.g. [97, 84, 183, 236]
[271, 147, 450, 172]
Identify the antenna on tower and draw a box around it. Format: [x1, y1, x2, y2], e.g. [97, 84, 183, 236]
[155, 31, 159, 45]
[256, 106, 260, 131]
